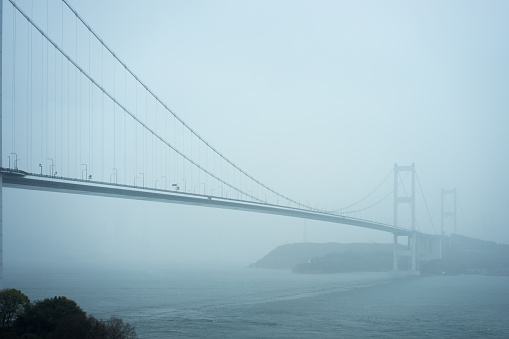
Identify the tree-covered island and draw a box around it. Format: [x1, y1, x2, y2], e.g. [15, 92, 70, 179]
[250, 235, 509, 275]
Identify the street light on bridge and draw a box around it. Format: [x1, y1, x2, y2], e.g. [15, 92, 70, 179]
[10, 153, 18, 170]
[80, 164, 87, 180]
[47, 158, 54, 176]
[110, 168, 117, 184]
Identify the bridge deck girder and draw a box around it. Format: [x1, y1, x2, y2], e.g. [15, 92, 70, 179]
[1, 171, 413, 236]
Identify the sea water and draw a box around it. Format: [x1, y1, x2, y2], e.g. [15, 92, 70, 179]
[4, 264, 509, 338]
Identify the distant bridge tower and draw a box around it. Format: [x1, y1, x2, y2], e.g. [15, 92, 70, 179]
[441, 188, 457, 235]
[393, 163, 417, 272]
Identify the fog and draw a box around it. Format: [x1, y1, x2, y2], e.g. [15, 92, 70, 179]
[3, 0, 509, 268]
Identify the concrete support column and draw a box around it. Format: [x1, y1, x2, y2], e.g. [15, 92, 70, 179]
[411, 232, 417, 272]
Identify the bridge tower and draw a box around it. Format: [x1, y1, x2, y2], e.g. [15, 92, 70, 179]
[440, 188, 457, 262]
[441, 188, 457, 235]
[393, 163, 417, 272]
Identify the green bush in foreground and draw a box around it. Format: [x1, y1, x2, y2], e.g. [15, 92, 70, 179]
[0, 289, 136, 339]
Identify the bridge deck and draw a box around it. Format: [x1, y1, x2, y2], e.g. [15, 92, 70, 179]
[1, 170, 413, 236]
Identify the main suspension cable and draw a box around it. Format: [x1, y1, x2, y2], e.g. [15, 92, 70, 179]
[9, 0, 262, 203]
[60, 0, 310, 209]
[337, 168, 393, 211]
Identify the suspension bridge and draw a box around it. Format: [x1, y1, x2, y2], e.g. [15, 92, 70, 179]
[0, 0, 458, 287]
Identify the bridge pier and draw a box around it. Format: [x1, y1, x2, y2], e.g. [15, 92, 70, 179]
[393, 231, 443, 273]
[393, 232, 417, 273]
[411, 232, 417, 271]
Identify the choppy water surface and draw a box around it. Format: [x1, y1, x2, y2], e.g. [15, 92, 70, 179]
[5, 265, 509, 338]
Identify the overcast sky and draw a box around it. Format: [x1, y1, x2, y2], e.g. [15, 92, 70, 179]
[3, 0, 509, 267]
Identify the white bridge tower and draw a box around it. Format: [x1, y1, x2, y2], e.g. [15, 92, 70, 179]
[393, 163, 417, 272]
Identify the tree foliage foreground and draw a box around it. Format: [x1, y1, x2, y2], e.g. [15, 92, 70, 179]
[0, 288, 30, 328]
[0, 289, 137, 339]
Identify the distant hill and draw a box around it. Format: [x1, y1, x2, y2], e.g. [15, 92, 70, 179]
[250, 235, 509, 274]
[421, 234, 509, 275]
[248, 242, 396, 270]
